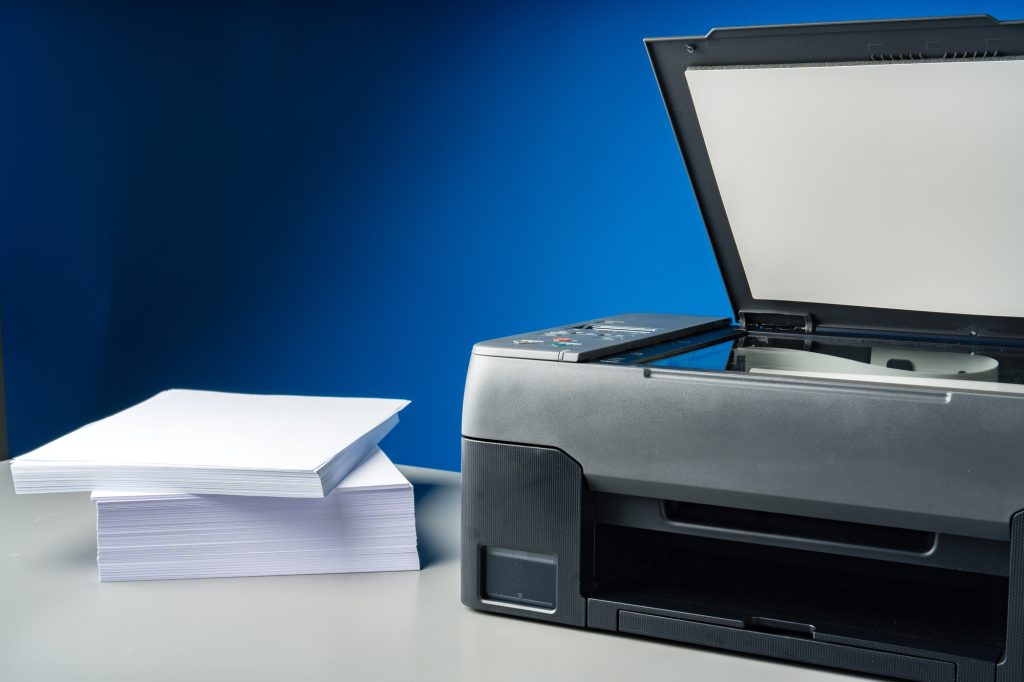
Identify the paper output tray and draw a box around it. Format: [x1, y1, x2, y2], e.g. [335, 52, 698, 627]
[588, 602, 957, 682]
[585, 516, 1009, 670]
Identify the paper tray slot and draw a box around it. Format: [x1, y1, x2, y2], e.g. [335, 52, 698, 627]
[616, 611, 956, 682]
[593, 492, 1009, 575]
[662, 499, 935, 553]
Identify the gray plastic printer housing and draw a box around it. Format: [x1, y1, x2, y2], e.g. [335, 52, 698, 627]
[461, 15, 1024, 682]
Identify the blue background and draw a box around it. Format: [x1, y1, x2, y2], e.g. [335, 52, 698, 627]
[1, 0, 1018, 470]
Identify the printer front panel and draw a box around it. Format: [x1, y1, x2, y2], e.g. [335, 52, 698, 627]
[463, 352, 1024, 542]
[460, 439, 588, 627]
[459, 378, 1024, 681]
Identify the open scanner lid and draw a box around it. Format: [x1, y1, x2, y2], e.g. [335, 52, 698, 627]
[647, 15, 1024, 342]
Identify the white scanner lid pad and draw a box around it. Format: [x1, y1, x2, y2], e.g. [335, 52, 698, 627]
[686, 58, 1024, 319]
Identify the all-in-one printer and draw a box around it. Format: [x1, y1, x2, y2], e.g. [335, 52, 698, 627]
[461, 16, 1024, 682]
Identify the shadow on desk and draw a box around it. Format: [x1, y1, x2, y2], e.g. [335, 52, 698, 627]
[413, 477, 460, 569]
[51, 532, 98, 571]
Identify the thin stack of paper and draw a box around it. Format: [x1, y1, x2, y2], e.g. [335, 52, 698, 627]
[11, 390, 410, 497]
[93, 447, 419, 581]
[10, 389, 420, 582]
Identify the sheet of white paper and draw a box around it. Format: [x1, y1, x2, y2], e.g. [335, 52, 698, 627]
[11, 389, 409, 496]
[736, 346, 999, 380]
[92, 446, 411, 501]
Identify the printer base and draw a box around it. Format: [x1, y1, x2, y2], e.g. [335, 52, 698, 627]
[461, 438, 1024, 682]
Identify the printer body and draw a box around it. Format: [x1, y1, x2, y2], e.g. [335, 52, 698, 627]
[461, 16, 1024, 682]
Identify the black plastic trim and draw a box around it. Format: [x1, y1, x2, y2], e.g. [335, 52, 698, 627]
[663, 499, 936, 553]
[645, 15, 1024, 341]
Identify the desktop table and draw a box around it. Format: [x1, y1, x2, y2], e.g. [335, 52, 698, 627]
[0, 461, 868, 681]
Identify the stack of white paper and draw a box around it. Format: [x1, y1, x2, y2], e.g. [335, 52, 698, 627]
[10, 389, 420, 582]
[93, 447, 419, 581]
[11, 390, 410, 497]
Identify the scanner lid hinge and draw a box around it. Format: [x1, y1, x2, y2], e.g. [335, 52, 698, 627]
[739, 310, 814, 334]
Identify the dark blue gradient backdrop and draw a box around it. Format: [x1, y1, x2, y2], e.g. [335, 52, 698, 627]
[1, 1, 1017, 469]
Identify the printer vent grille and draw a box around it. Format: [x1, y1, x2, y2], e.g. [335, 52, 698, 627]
[869, 49, 1000, 61]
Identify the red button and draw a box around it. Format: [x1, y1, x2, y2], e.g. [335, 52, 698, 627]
[553, 337, 572, 342]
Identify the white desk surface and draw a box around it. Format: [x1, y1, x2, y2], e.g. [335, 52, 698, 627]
[0, 461, 870, 681]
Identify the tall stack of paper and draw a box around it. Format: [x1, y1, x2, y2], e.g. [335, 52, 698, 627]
[93, 447, 419, 581]
[10, 389, 420, 582]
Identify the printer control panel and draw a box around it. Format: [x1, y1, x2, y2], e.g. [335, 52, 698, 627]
[472, 313, 732, 362]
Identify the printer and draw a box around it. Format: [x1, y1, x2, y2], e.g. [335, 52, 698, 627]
[461, 15, 1024, 682]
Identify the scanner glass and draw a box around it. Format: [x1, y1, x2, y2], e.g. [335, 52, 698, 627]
[645, 334, 1024, 392]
